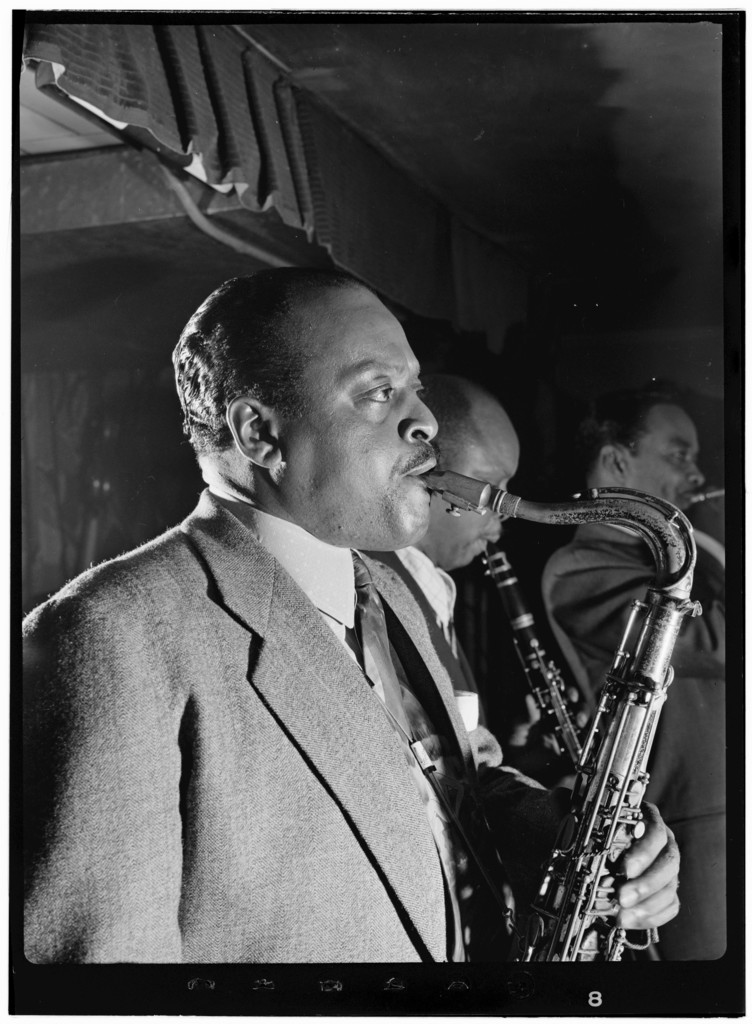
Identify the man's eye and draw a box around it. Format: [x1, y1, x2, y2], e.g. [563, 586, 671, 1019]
[666, 450, 691, 466]
[368, 385, 394, 403]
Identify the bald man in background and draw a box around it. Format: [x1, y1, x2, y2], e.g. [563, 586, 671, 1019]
[368, 374, 539, 751]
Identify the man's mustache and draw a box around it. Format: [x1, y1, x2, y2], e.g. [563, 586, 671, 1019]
[401, 442, 438, 475]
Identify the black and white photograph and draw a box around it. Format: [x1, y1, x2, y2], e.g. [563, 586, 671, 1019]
[12, 7, 744, 1017]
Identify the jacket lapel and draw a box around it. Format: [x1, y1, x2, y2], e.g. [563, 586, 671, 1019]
[181, 492, 448, 961]
[364, 554, 476, 778]
[368, 550, 483, 723]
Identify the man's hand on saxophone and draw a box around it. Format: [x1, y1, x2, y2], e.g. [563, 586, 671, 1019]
[614, 801, 681, 930]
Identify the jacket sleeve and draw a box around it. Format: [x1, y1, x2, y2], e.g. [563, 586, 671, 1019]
[542, 538, 725, 821]
[543, 540, 725, 701]
[23, 581, 185, 963]
[472, 740, 562, 918]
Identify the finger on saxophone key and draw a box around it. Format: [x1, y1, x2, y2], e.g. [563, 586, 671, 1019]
[593, 874, 618, 915]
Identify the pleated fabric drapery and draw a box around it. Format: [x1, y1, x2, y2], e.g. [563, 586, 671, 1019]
[24, 24, 300, 219]
[23, 22, 527, 345]
[450, 220, 529, 353]
[293, 90, 456, 321]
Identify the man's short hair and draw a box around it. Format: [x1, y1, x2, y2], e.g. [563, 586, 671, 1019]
[422, 373, 496, 463]
[173, 267, 371, 455]
[575, 381, 688, 476]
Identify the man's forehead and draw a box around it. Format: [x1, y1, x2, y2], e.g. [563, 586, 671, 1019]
[336, 353, 421, 381]
[643, 403, 698, 444]
[301, 288, 419, 377]
[461, 435, 519, 480]
[476, 407, 520, 458]
[303, 283, 388, 329]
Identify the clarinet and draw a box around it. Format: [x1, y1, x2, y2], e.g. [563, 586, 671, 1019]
[482, 542, 586, 765]
[424, 470, 700, 961]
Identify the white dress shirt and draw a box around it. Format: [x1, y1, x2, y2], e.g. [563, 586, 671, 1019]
[395, 545, 458, 654]
[396, 545, 480, 732]
[210, 488, 361, 662]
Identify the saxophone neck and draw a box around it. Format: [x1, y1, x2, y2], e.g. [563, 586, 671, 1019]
[516, 486, 697, 601]
[425, 470, 697, 601]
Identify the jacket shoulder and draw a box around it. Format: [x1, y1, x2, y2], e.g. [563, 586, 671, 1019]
[545, 526, 651, 580]
[23, 523, 204, 637]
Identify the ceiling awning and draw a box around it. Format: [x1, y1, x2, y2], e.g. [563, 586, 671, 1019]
[23, 20, 526, 349]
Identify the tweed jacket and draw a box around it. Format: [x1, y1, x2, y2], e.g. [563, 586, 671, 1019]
[23, 490, 557, 964]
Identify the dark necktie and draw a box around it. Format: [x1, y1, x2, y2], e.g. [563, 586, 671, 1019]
[351, 552, 513, 959]
[351, 552, 414, 738]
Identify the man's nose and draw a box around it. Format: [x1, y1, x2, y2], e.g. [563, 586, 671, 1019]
[687, 461, 705, 488]
[401, 394, 438, 444]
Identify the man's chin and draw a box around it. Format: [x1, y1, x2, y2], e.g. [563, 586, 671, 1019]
[344, 501, 430, 551]
[388, 486, 432, 549]
[394, 520, 431, 552]
[370, 508, 431, 552]
[464, 536, 489, 565]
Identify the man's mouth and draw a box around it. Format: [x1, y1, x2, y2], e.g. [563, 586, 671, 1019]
[404, 453, 438, 478]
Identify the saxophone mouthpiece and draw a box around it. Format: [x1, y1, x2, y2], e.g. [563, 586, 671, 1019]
[422, 469, 492, 514]
[423, 469, 522, 518]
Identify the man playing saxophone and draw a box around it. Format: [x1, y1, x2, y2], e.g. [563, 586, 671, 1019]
[543, 385, 725, 960]
[23, 272, 680, 964]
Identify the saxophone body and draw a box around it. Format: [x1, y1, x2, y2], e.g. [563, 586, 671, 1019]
[424, 470, 701, 962]
[482, 542, 587, 766]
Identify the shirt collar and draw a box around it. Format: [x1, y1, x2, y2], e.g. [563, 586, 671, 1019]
[396, 544, 457, 631]
[210, 487, 356, 629]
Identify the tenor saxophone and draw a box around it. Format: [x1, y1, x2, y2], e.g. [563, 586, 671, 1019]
[424, 470, 701, 962]
[483, 542, 587, 766]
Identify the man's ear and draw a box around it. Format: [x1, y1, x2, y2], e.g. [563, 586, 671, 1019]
[226, 396, 283, 469]
[598, 443, 630, 481]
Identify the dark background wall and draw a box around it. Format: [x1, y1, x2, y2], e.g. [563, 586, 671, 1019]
[18, 17, 737, 756]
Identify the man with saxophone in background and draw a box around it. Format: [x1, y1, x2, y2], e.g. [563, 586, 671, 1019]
[543, 385, 725, 960]
[23, 270, 680, 964]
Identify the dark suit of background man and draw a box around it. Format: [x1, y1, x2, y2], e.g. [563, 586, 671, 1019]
[23, 269, 679, 964]
[543, 386, 725, 960]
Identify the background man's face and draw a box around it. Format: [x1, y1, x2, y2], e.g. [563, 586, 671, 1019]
[426, 427, 520, 571]
[623, 403, 705, 509]
[274, 286, 438, 549]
